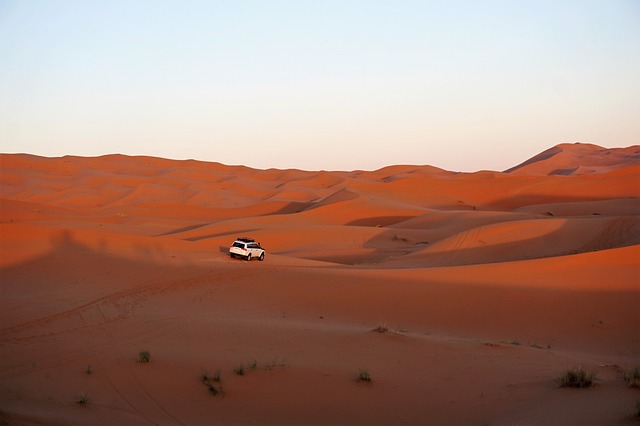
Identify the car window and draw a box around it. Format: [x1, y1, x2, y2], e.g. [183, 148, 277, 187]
[233, 242, 245, 248]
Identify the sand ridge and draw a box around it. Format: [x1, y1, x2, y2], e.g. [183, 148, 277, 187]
[1, 143, 639, 425]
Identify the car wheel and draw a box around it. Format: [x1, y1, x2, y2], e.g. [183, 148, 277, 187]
[246, 254, 251, 261]
[230, 253, 235, 258]
[259, 252, 265, 261]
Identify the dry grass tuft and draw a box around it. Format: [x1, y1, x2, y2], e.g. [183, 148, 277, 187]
[137, 350, 151, 363]
[76, 392, 90, 405]
[623, 367, 640, 388]
[372, 324, 389, 333]
[558, 367, 595, 388]
[356, 369, 372, 383]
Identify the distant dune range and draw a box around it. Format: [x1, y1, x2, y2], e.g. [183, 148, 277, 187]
[1, 142, 639, 425]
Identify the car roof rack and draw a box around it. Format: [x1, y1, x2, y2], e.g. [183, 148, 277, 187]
[237, 237, 255, 242]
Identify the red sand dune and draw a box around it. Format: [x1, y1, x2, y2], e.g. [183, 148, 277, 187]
[505, 142, 640, 175]
[1, 143, 639, 425]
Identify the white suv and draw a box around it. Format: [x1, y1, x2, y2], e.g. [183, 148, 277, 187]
[229, 237, 265, 261]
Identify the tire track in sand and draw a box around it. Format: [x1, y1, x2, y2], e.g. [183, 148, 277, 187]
[0, 270, 231, 341]
[96, 304, 186, 426]
[0, 268, 253, 380]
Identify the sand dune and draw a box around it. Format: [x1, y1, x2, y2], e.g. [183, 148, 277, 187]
[1, 144, 639, 425]
[505, 142, 640, 175]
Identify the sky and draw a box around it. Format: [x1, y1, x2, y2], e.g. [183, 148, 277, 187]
[1, 0, 639, 172]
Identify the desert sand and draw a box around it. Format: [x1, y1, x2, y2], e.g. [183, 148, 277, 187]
[1, 142, 639, 425]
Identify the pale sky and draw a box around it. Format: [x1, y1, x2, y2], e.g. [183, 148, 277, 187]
[1, 0, 639, 172]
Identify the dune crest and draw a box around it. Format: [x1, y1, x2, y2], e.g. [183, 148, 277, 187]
[504, 142, 640, 175]
[1, 145, 639, 425]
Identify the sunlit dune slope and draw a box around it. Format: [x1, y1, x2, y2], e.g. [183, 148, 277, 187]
[504, 142, 639, 175]
[1, 144, 639, 426]
[1, 143, 638, 267]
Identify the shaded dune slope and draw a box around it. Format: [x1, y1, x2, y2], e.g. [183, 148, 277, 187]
[2, 143, 639, 267]
[1, 144, 639, 426]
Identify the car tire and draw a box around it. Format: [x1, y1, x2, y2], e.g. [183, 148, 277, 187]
[230, 253, 235, 258]
[259, 252, 264, 261]
[246, 254, 251, 261]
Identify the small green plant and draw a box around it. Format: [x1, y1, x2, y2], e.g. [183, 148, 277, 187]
[356, 369, 372, 383]
[558, 368, 596, 388]
[233, 364, 245, 376]
[249, 360, 258, 371]
[76, 392, 90, 405]
[137, 350, 151, 363]
[212, 369, 222, 382]
[623, 367, 640, 388]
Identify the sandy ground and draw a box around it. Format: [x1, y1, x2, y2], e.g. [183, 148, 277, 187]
[1, 143, 639, 425]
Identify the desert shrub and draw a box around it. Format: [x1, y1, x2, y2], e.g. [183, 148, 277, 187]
[208, 383, 225, 397]
[558, 368, 595, 388]
[201, 370, 225, 398]
[137, 350, 151, 363]
[234, 361, 258, 375]
[624, 367, 640, 388]
[372, 324, 389, 333]
[77, 392, 90, 405]
[233, 364, 245, 376]
[356, 369, 372, 383]
[85, 364, 93, 375]
[530, 342, 552, 349]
